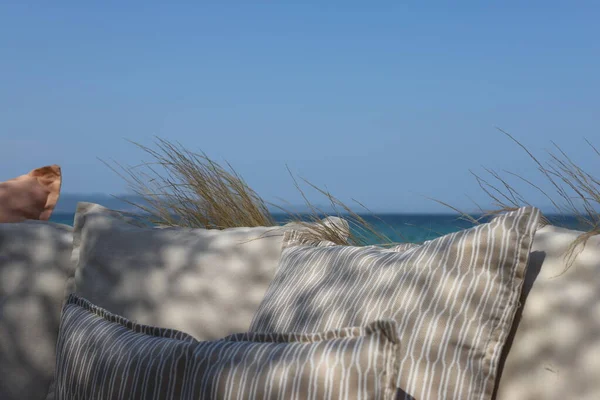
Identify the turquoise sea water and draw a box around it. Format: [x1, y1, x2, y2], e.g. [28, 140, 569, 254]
[49, 212, 588, 244]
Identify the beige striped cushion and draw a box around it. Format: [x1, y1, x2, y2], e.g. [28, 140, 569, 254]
[250, 206, 541, 400]
[53, 294, 400, 400]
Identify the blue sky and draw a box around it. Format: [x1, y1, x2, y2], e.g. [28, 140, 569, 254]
[1, 2, 598, 212]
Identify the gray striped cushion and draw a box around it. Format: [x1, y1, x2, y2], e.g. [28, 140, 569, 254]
[250, 207, 541, 400]
[53, 294, 400, 400]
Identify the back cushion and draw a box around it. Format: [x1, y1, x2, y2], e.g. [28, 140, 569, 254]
[495, 225, 600, 400]
[249, 207, 541, 400]
[69, 202, 349, 340]
[0, 165, 62, 223]
[0, 221, 74, 400]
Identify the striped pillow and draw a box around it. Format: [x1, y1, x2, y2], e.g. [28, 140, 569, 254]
[249, 207, 541, 400]
[52, 294, 400, 400]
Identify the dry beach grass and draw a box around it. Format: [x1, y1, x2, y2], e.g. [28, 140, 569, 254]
[434, 129, 600, 269]
[102, 138, 397, 246]
[103, 138, 274, 229]
[104, 132, 599, 264]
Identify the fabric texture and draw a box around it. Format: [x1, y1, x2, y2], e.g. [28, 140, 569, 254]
[495, 225, 600, 400]
[0, 221, 74, 400]
[0, 165, 62, 223]
[53, 294, 399, 400]
[250, 207, 541, 400]
[67, 202, 349, 340]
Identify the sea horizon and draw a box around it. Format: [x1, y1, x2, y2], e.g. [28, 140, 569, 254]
[50, 210, 589, 245]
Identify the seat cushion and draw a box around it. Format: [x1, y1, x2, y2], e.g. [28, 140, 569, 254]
[0, 221, 74, 400]
[52, 294, 399, 400]
[495, 225, 600, 400]
[249, 207, 541, 400]
[67, 202, 349, 340]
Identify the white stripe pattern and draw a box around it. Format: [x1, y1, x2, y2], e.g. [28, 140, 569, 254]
[249, 207, 541, 400]
[53, 294, 400, 400]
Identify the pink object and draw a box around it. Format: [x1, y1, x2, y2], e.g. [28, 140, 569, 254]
[0, 165, 62, 222]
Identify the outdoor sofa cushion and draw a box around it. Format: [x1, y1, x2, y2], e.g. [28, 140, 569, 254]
[494, 224, 600, 400]
[68, 202, 349, 340]
[249, 207, 541, 400]
[0, 221, 74, 400]
[52, 294, 400, 400]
